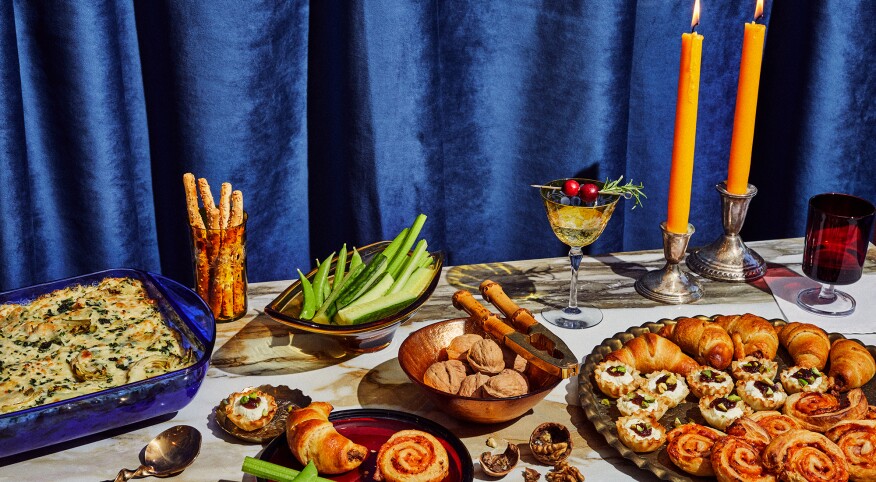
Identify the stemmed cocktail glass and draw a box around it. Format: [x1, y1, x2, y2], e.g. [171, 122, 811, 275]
[540, 179, 619, 329]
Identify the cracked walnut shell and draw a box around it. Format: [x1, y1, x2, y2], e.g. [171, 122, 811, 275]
[446, 333, 483, 361]
[423, 360, 468, 394]
[546, 461, 584, 482]
[467, 338, 506, 375]
[483, 369, 529, 398]
[530, 422, 572, 465]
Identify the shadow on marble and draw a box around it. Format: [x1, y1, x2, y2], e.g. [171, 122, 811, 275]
[211, 313, 354, 376]
[0, 412, 177, 468]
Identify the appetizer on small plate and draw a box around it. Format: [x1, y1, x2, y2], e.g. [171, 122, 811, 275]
[215, 385, 311, 443]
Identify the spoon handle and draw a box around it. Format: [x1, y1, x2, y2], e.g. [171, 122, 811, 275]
[114, 466, 147, 482]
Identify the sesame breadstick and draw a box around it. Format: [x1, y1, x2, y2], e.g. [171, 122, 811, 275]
[184, 173, 210, 298]
[197, 178, 223, 315]
[197, 178, 220, 229]
[183, 173, 205, 229]
[219, 182, 231, 229]
[230, 190, 246, 314]
[230, 190, 243, 227]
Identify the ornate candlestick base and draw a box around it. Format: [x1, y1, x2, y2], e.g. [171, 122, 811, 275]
[687, 182, 766, 282]
[635, 223, 703, 304]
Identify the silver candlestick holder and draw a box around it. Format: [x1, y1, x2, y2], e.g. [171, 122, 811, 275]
[635, 222, 704, 304]
[687, 182, 766, 282]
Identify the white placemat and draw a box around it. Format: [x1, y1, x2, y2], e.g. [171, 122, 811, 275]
[763, 257, 876, 334]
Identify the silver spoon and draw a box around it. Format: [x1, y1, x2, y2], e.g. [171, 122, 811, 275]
[113, 425, 202, 482]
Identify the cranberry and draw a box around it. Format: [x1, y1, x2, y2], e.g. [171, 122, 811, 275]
[562, 179, 580, 197]
[579, 183, 599, 203]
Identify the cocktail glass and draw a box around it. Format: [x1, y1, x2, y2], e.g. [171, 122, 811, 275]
[797, 193, 875, 316]
[540, 179, 619, 328]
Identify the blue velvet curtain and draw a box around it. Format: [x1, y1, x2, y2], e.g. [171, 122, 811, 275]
[1, 0, 874, 292]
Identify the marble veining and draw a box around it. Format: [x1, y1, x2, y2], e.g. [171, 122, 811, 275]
[1, 238, 874, 482]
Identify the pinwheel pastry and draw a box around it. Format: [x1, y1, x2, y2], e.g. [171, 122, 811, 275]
[375, 429, 449, 482]
[615, 415, 666, 453]
[286, 402, 368, 474]
[709, 436, 776, 482]
[224, 388, 278, 431]
[665, 423, 726, 477]
[825, 420, 876, 481]
[736, 378, 787, 411]
[829, 339, 876, 392]
[593, 360, 641, 398]
[731, 356, 778, 382]
[762, 429, 849, 482]
[749, 410, 802, 438]
[780, 366, 831, 394]
[643, 370, 690, 407]
[726, 416, 772, 452]
[783, 388, 869, 432]
[686, 366, 734, 398]
[616, 388, 671, 419]
[778, 322, 830, 370]
[699, 394, 753, 431]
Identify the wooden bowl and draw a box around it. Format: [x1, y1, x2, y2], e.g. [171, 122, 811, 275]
[398, 318, 562, 424]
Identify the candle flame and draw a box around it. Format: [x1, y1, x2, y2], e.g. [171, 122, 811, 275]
[691, 0, 701, 32]
[754, 0, 764, 21]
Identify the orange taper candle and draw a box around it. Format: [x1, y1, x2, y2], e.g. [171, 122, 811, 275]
[667, 0, 703, 234]
[726, 0, 766, 194]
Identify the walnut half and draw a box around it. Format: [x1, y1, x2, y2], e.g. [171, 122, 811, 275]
[529, 422, 572, 465]
[545, 461, 584, 482]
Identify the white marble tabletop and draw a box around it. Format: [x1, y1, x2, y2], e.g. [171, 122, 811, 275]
[2, 238, 874, 482]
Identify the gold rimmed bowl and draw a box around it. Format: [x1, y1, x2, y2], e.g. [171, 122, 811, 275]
[398, 317, 562, 424]
[265, 241, 443, 353]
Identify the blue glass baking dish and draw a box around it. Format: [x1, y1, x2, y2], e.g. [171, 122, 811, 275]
[0, 268, 215, 458]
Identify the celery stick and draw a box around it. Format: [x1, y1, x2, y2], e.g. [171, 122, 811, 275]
[291, 460, 317, 482]
[311, 252, 334, 306]
[348, 248, 363, 274]
[388, 239, 427, 294]
[418, 253, 433, 269]
[241, 457, 334, 482]
[386, 214, 427, 278]
[296, 269, 316, 319]
[329, 244, 347, 292]
[379, 228, 408, 265]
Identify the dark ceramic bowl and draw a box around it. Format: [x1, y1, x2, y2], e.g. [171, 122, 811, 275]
[265, 241, 443, 353]
[398, 318, 562, 424]
[0, 268, 215, 459]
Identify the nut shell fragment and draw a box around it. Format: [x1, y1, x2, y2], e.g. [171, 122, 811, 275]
[479, 440, 520, 477]
[423, 360, 468, 394]
[530, 422, 573, 465]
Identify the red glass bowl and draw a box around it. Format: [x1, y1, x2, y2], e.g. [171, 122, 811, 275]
[265, 241, 443, 353]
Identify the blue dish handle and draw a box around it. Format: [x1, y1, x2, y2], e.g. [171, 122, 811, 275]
[145, 272, 216, 346]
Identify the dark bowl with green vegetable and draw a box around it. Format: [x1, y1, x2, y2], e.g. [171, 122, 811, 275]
[265, 240, 443, 353]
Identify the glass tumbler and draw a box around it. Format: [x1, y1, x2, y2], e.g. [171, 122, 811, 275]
[190, 213, 248, 321]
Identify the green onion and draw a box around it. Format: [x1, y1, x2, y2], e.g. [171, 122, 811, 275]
[241, 457, 334, 482]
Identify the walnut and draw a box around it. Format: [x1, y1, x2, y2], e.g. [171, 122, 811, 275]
[523, 467, 542, 482]
[513, 354, 528, 373]
[529, 422, 572, 465]
[467, 339, 505, 374]
[423, 360, 467, 394]
[483, 369, 529, 398]
[545, 461, 584, 482]
[458, 373, 490, 398]
[446, 333, 483, 360]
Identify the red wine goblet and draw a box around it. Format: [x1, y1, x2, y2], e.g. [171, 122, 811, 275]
[797, 193, 875, 316]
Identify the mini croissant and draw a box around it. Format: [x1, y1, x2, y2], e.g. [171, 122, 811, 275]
[286, 402, 367, 474]
[778, 322, 830, 370]
[658, 317, 733, 369]
[829, 339, 876, 392]
[712, 313, 778, 360]
[605, 333, 698, 376]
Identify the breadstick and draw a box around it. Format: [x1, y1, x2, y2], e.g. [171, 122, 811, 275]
[197, 178, 223, 314]
[230, 190, 243, 227]
[230, 190, 246, 314]
[197, 178, 220, 229]
[183, 173, 210, 297]
[219, 182, 231, 229]
[182, 173, 205, 229]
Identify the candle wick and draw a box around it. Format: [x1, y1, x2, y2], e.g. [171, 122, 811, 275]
[754, 14, 764, 23]
[690, 22, 699, 34]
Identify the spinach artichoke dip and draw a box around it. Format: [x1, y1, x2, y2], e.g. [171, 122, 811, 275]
[0, 277, 193, 414]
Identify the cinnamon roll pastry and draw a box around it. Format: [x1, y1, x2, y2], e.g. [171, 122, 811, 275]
[615, 415, 666, 453]
[710, 436, 776, 482]
[375, 429, 449, 482]
[780, 366, 831, 394]
[783, 388, 868, 432]
[666, 423, 726, 477]
[762, 429, 849, 482]
[700, 394, 753, 431]
[643, 370, 689, 407]
[731, 356, 778, 382]
[616, 388, 671, 419]
[593, 360, 641, 398]
[726, 416, 772, 452]
[749, 411, 802, 438]
[866, 405, 876, 421]
[825, 420, 876, 481]
[736, 378, 787, 411]
[686, 366, 734, 398]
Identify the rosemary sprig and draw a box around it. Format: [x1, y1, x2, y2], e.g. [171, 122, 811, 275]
[600, 176, 646, 209]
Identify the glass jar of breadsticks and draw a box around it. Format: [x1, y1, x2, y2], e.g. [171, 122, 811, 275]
[184, 173, 248, 321]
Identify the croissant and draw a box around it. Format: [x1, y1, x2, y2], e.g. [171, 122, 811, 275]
[778, 322, 831, 370]
[658, 317, 733, 370]
[286, 402, 368, 474]
[712, 314, 778, 360]
[828, 339, 876, 392]
[604, 333, 698, 376]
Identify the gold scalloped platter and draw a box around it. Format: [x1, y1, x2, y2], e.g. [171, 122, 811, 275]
[579, 315, 876, 482]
